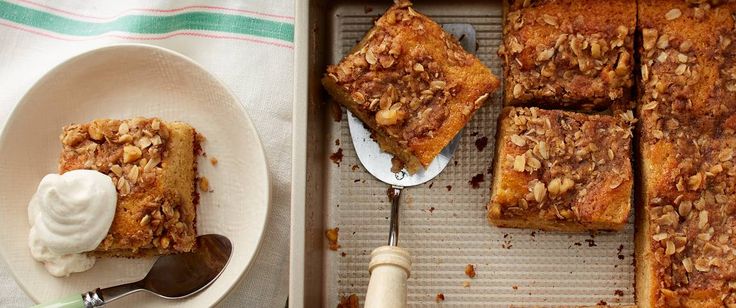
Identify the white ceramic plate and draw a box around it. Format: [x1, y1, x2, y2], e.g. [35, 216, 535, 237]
[0, 44, 270, 307]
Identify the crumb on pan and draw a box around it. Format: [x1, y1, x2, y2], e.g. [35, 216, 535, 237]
[469, 173, 485, 189]
[337, 294, 359, 308]
[330, 148, 344, 166]
[464, 264, 476, 278]
[435, 293, 445, 302]
[325, 227, 340, 251]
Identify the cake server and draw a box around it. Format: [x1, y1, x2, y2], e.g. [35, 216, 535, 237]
[34, 234, 231, 308]
[348, 23, 476, 308]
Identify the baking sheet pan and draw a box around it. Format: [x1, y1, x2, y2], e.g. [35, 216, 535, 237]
[292, 1, 636, 307]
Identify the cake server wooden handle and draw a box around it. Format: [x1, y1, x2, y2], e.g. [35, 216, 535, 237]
[364, 245, 411, 308]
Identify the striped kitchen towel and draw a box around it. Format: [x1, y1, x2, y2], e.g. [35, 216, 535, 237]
[0, 0, 293, 307]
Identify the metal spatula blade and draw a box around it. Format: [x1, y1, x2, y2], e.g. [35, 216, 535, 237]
[347, 112, 460, 187]
[347, 23, 475, 187]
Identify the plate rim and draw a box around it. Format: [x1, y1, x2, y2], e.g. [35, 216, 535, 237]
[0, 43, 272, 306]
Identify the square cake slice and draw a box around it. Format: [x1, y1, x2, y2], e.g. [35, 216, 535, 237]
[322, 2, 500, 173]
[498, 0, 635, 111]
[636, 1, 736, 307]
[59, 118, 199, 257]
[488, 107, 633, 231]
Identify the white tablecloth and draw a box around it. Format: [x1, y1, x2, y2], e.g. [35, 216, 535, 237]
[0, 1, 293, 307]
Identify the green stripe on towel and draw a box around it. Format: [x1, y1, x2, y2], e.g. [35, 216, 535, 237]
[0, 1, 294, 42]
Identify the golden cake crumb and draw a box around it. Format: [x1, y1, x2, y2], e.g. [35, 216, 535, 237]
[199, 176, 210, 192]
[464, 264, 476, 278]
[325, 227, 340, 251]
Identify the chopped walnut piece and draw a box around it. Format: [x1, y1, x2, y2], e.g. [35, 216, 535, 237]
[123, 145, 142, 163]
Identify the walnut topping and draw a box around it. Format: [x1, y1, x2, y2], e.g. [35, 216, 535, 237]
[88, 121, 104, 140]
[59, 118, 169, 198]
[123, 145, 142, 163]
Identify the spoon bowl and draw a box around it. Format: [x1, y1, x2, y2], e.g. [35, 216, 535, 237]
[138, 234, 232, 299]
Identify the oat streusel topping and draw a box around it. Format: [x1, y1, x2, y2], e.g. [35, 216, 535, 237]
[61, 118, 165, 197]
[498, 0, 635, 110]
[638, 1, 736, 305]
[493, 107, 633, 222]
[60, 118, 194, 254]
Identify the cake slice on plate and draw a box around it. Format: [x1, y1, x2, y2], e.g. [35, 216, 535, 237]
[59, 117, 199, 257]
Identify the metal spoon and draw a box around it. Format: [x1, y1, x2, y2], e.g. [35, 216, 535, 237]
[35, 234, 231, 308]
[353, 23, 477, 308]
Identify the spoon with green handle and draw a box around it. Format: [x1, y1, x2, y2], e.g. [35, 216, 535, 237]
[34, 234, 231, 308]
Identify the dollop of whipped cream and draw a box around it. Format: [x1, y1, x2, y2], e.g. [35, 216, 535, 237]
[27, 170, 117, 277]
